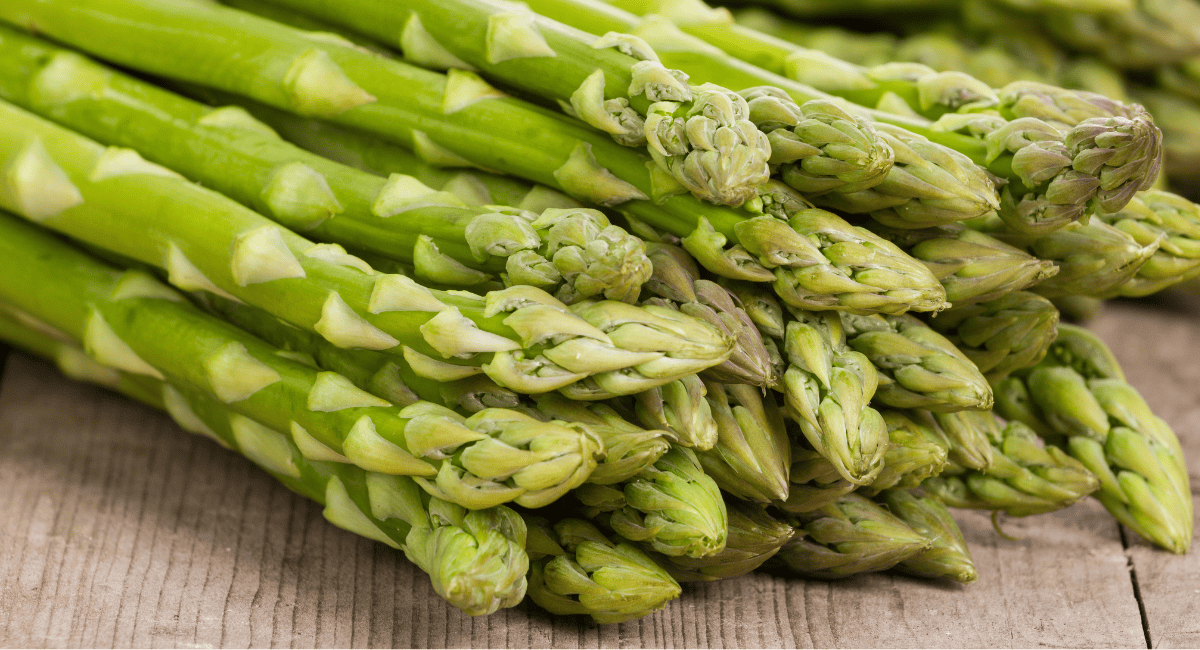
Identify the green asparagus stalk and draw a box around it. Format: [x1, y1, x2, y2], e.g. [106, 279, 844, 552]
[841, 312, 994, 412]
[524, 516, 682, 623]
[248, 0, 778, 207]
[970, 212, 1161, 299]
[1095, 189, 1200, 296]
[0, 26, 653, 303]
[927, 292, 1061, 383]
[879, 490, 978, 584]
[642, 243, 775, 386]
[777, 308, 890, 485]
[510, 0, 1005, 230]
[994, 324, 1193, 552]
[0, 210, 609, 509]
[867, 223, 1059, 305]
[768, 492, 932, 579]
[575, 446, 728, 558]
[655, 498, 796, 582]
[733, 0, 957, 17]
[930, 409, 1000, 472]
[923, 419, 1100, 517]
[695, 380, 793, 502]
[206, 294, 675, 485]
[606, 0, 1163, 236]
[0, 99, 734, 396]
[633, 374, 718, 450]
[1039, 0, 1200, 69]
[0, 309, 531, 616]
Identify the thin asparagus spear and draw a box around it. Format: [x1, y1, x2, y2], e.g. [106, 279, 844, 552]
[524, 516, 681, 623]
[768, 492, 932, 579]
[0, 100, 734, 395]
[927, 292, 1061, 384]
[0, 309, 530, 616]
[867, 223, 1059, 305]
[0, 26, 652, 303]
[654, 498, 796, 582]
[0, 211, 606, 509]
[994, 324, 1193, 553]
[880, 490, 978, 585]
[841, 313, 994, 412]
[923, 419, 1100, 517]
[575, 446, 728, 558]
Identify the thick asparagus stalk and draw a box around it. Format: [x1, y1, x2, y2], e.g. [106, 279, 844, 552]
[0, 27, 652, 303]
[524, 517, 682, 623]
[994, 324, 1193, 553]
[768, 492, 932, 579]
[575, 446, 728, 558]
[880, 490, 978, 584]
[0, 100, 734, 396]
[841, 312, 994, 412]
[927, 292, 1061, 384]
[1095, 189, 1200, 296]
[655, 498, 796, 582]
[0, 211, 607, 509]
[695, 380, 793, 503]
[923, 419, 1100, 517]
[868, 223, 1059, 305]
[0, 310, 531, 616]
[208, 295, 672, 485]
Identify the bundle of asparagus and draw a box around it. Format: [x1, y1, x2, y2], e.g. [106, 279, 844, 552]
[0, 0, 1191, 625]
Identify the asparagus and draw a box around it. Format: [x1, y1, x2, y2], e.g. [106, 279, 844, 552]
[695, 380, 793, 503]
[841, 313, 994, 412]
[0, 309, 531, 616]
[0, 100, 735, 396]
[1095, 189, 1200, 296]
[768, 492, 932, 579]
[931, 409, 1000, 472]
[247, 0, 777, 207]
[512, 0, 1005, 230]
[880, 490, 978, 584]
[868, 223, 1059, 305]
[575, 446, 729, 558]
[608, 0, 1163, 236]
[777, 445, 857, 514]
[655, 498, 796, 582]
[971, 212, 1161, 299]
[994, 324, 1193, 553]
[634, 374, 718, 450]
[927, 292, 1061, 384]
[923, 419, 1100, 517]
[1135, 90, 1200, 193]
[0, 27, 652, 303]
[863, 411, 952, 496]
[1041, 0, 1200, 69]
[0, 210, 612, 509]
[524, 517, 682, 623]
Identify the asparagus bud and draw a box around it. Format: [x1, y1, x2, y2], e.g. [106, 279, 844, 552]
[928, 292, 1060, 383]
[880, 490, 977, 584]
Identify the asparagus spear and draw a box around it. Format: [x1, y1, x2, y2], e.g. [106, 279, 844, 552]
[655, 498, 796, 582]
[994, 324, 1193, 553]
[1095, 189, 1200, 296]
[695, 380, 793, 503]
[776, 445, 857, 514]
[207, 295, 673, 485]
[633, 374, 719, 450]
[923, 419, 1100, 517]
[970, 212, 1161, 299]
[930, 409, 1000, 472]
[0, 100, 734, 395]
[575, 446, 728, 558]
[524, 517, 682, 623]
[880, 490, 978, 584]
[510, 0, 1005, 230]
[927, 292, 1061, 384]
[0, 309, 531, 616]
[0, 210, 610, 509]
[1135, 90, 1200, 194]
[868, 223, 1059, 305]
[0, 26, 652, 303]
[863, 411, 952, 496]
[841, 312, 994, 412]
[1041, 0, 1200, 69]
[768, 492, 932, 579]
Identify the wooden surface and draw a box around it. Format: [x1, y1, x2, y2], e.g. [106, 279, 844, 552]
[0, 297, 1197, 649]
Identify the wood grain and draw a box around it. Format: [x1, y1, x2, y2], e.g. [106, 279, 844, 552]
[0, 298, 1197, 648]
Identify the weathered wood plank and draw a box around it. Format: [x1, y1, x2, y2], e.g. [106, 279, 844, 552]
[1091, 297, 1200, 649]
[3, 294, 1198, 647]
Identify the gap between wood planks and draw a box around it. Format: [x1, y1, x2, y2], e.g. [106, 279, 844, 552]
[1120, 526, 1154, 649]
